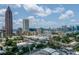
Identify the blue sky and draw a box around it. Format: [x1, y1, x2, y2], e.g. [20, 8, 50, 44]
[0, 4, 79, 29]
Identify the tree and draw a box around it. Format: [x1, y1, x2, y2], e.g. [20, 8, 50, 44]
[73, 43, 79, 51]
[53, 36, 61, 41]
[75, 35, 79, 42]
[62, 36, 72, 44]
[36, 43, 46, 49]
[19, 36, 23, 40]
[48, 41, 61, 49]
[4, 38, 18, 55]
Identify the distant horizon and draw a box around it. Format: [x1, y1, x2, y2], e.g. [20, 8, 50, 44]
[0, 4, 79, 29]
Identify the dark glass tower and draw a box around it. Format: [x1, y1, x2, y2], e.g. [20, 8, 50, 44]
[5, 6, 13, 36]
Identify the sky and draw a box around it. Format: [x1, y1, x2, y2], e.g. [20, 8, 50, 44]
[0, 4, 79, 29]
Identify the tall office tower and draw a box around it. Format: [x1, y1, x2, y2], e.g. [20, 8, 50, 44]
[5, 6, 13, 36]
[23, 19, 29, 32]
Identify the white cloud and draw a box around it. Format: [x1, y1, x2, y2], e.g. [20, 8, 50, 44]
[0, 17, 5, 29]
[66, 10, 74, 16]
[14, 12, 18, 15]
[0, 8, 6, 29]
[13, 12, 18, 16]
[15, 4, 22, 8]
[0, 8, 6, 16]
[23, 4, 52, 17]
[8, 4, 22, 8]
[13, 19, 23, 29]
[27, 16, 57, 28]
[53, 7, 65, 14]
[70, 19, 76, 22]
[27, 16, 37, 25]
[59, 10, 74, 20]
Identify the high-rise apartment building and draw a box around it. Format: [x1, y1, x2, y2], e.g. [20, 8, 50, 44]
[23, 19, 29, 32]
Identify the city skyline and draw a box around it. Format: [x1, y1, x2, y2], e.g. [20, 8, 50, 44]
[0, 4, 79, 55]
[0, 4, 79, 29]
